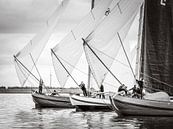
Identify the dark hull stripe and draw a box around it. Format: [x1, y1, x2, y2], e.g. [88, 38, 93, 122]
[71, 96, 109, 106]
[33, 100, 73, 108]
[32, 94, 70, 103]
[114, 98, 173, 111]
[75, 105, 111, 111]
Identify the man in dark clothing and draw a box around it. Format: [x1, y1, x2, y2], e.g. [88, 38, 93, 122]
[39, 79, 43, 94]
[136, 79, 144, 98]
[118, 84, 128, 95]
[131, 85, 140, 98]
[51, 90, 59, 96]
[79, 81, 87, 96]
[100, 84, 105, 99]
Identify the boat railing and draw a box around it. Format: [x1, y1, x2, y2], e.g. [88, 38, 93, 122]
[90, 91, 115, 98]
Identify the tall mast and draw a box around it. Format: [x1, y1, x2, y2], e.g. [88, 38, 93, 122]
[91, 0, 95, 9]
[87, 0, 95, 95]
[50, 68, 52, 87]
[135, 3, 144, 80]
[29, 53, 42, 80]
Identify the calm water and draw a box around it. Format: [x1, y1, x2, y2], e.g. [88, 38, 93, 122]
[0, 94, 173, 129]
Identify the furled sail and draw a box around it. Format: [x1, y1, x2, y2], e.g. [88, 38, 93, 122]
[139, 0, 173, 95]
[51, 0, 113, 87]
[84, 0, 143, 87]
[14, 0, 69, 86]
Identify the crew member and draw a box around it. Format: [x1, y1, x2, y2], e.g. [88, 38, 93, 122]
[118, 84, 128, 95]
[39, 79, 43, 94]
[79, 81, 87, 96]
[100, 84, 105, 99]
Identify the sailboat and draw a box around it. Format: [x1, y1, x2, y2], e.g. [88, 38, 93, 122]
[14, 0, 74, 108]
[51, 0, 113, 111]
[69, 0, 113, 111]
[110, 0, 173, 116]
[52, 0, 143, 111]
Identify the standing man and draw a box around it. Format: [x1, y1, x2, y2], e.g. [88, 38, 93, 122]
[136, 79, 144, 98]
[100, 84, 105, 99]
[39, 79, 43, 94]
[79, 81, 87, 96]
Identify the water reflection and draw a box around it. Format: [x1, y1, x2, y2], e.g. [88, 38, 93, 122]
[111, 115, 173, 129]
[13, 108, 173, 129]
[15, 109, 45, 129]
[1, 94, 173, 129]
[71, 111, 118, 129]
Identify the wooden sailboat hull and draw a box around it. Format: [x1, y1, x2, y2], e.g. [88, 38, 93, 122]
[32, 92, 74, 108]
[111, 95, 173, 116]
[70, 94, 112, 111]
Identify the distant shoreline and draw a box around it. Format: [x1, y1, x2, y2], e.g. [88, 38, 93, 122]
[0, 87, 82, 94]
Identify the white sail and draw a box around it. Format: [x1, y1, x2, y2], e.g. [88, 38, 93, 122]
[14, 0, 69, 86]
[84, 0, 143, 87]
[52, 0, 113, 87]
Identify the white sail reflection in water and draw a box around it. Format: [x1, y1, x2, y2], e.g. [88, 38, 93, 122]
[14, 0, 69, 86]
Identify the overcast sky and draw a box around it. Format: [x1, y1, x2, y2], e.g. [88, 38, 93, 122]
[0, 0, 139, 89]
[0, 0, 91, 87]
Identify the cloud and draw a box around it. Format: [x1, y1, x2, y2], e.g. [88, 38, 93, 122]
[0, 0, 91, 86]
[0, 65, 20, 86]
[0, 0, 139, 87]
[0, 0, 90, 33]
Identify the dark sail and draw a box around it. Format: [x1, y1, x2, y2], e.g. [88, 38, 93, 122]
[140, 0, 173, 95]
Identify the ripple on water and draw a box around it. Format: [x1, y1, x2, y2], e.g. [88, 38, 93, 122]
[1, 94, 173, 129]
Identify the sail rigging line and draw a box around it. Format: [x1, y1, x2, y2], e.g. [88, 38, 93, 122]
[14, 0, 70, 87]
[14, 55, 39, 82]
[84, 41, 101, 89]
[15, 59, 31, 86]
[51, 52, 115, 88]
[50, 68, 52, 88]
[14, 55, 51, 92]
[91, 11, 95, 20]
[82, 38, 123, 86]
[117, 2, 122, 14]
[90, 44, 129, 68]
[87, 0, 96, 95]
[29, 53, 42, 80]
[51, 52, 116, 88]
[84, 0, 127, 44]
[117, 32, 136, 79]
[71, 30, 76, 40]
[141, 72, 173, 89]
[111, 0, 122, 13]
[15, 58, 43, 88]
[143, 85, 162, 92]
[56, 55, 87, 75]
[51, 49, 79, 87]
[29, 53, 51, 93]
[57, 50, 131, 78]
[89, 0, 122, 33]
